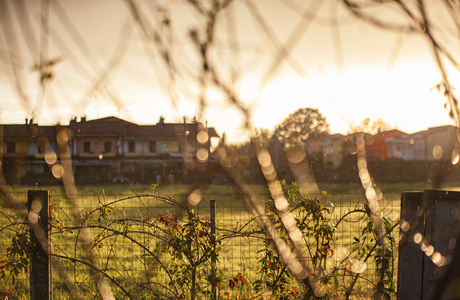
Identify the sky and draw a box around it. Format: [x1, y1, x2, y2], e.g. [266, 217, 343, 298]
[0, 0, 457, 143]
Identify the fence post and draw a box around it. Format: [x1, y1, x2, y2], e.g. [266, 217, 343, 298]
[210, 200, 217, 300]
[28, 190, 52, 300]
[398, 190, 460, 300]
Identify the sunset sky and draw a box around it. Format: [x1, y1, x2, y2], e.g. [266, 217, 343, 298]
[0, 0, 456, 142]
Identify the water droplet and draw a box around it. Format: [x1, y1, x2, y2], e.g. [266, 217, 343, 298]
[323, 201, 334, 213]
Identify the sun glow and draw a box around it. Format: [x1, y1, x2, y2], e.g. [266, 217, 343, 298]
[241, 62, 452, 142]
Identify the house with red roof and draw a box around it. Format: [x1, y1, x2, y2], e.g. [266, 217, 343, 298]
[366, 129, 407, 159]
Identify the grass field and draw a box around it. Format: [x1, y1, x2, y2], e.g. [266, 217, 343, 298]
[0, 183, 404, 299]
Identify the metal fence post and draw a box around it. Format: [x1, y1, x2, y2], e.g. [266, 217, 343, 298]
[28, 190, 52, 300]
[210, 200, 217, 300]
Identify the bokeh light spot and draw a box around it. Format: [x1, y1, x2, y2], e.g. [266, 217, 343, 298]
[452, 149, 460, 165]
[425, 245, 434, 256]
[289, 228, 302, 242]
[28, 211, 39, 224]
[257, 150, 272, 167]
[57, 129, 69, 145]
[52, 164, 64, 179]
[286, 146, 306, 164]
[414, 233, 423, 244]
[188, 189, 202, 206]
[431, 252, 442, 265]
[350, 260, 367, 273]
[44, 151, 57, 165]
[31, 199, 42, 213]
[197, 148, 209, 162]
[333, 246, 349, 262]
[197, 131, 209, 144]
[433, 145, 443, 160]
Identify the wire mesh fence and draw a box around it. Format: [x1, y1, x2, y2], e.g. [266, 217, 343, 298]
[0, 190, 401, 299]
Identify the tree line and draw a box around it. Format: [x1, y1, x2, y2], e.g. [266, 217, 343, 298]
[220, 107, 460, 185]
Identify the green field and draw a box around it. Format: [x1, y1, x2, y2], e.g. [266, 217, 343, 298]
[1, 181, 440, 195]
[0, 183, 404, 299]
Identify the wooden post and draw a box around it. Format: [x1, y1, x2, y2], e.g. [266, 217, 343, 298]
[398, 190, 460, 300]
[210, 200, 217, 300]
[398, 191, 424, 300]
[28, 190, 52, 300]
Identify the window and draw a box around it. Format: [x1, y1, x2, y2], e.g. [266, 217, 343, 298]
[83, 141, 91, 153]
[104, 141, 112, 153]
[128, 141, 135, 152]
[6, 142, 15, 154]
[149, 141, 156, 153]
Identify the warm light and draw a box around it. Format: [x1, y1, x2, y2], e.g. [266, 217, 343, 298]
[45, 151, 57, 165]
[414, 233, 423, 244]
[365, 188, 376, 200]
[196, 148, 209, 162]
[431, 252, 442, 265]
[57, 129, 69, 145]
[274, 197, 288, 212]
[314, 284, 326, 297]
[30, 199, 42, 213]
[452, 149, 459, 165]
[288, 260, 303, 275]
[188, 189, 202, 206]
[66, 186, 77, 199]
[197, 131, 209, 144]
[289, 228, 302, 242]
[28, 211, 39, 224]
[333, 246, 349, 262]
[286, 146, 306, 164]
[351, 260, 367, 273]
[257, 150, 272, 167]
[52, 164, 64, 179]
[359, 169, 370, 181]
[433, 145, 443, 160]
[424, 245, 435, 256]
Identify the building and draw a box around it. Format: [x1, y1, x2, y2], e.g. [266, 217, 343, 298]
[366, 129, 407, 159]
[1, 116, 219, 184]
[387, 125, 459, 161]
[304, 125, 459, 169]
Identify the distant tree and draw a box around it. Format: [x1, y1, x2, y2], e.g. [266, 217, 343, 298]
[273, 107, 330, 148]
[350, 117, 393, 134]
[251, 128, 272, 149]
